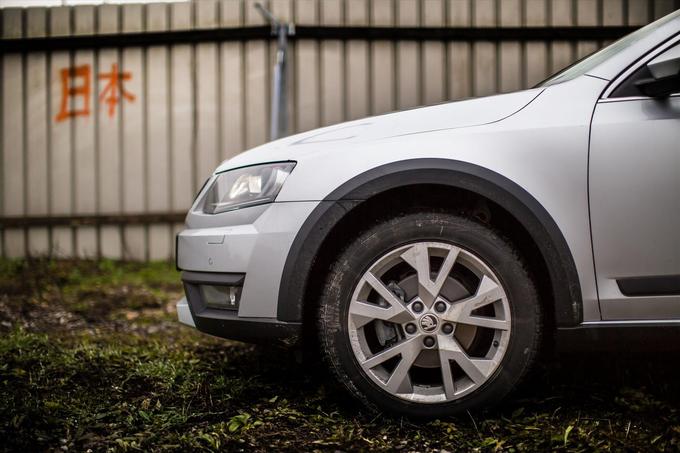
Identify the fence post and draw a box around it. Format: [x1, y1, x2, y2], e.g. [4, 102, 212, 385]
[255, 2, 295, 140]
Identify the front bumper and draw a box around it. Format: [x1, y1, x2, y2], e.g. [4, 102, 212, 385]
[175, 201, 318, 343]
[178, 270, 301, 343]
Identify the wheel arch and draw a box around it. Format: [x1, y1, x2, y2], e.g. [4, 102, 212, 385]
[277, 158, 583, 329]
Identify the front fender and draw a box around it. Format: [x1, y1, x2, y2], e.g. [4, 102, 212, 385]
[276, 158, 583, 328]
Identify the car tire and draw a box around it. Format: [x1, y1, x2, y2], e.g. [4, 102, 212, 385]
[317, 212, 542, 418]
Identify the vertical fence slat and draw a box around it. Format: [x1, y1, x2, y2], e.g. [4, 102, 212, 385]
[121, 4, 146, 260]
[72, 5, 98, 258]
[576, 0, 599, 58]
[524, 0, 549, 87]
[653, 0, 676, 19]
[499, 0, 522, 94]
[271, 0, 295, 133]
[26, 8, 50, 256]
[245, 0, 269, 146]
[576, 0, 599, 24]
[195, 0, 220, 185]
[169, 1, 194, 214]
[2, 7, 23, 37]
[551, 0, 575, 26]
[146, 2, 172, 261]
[171, 0, 193, 256]
[220, 0, 245, 159]
[447, 0, 471, 26]
[423, 0, 446, 104]
[370, 0, 394, 115]
[97, 4, 123, 259]
[26, 7, 46, 37]
[296, 0, 321, 131]
[603, 0, 625, 25]
[320, 0, 344, 125]
[447, 0, 471, 99]
[472, 0, 496, 96]
[474, 0, 496, 25]
[346, 0, 370, 119]
[48, 6, 74, 257]
[396, 0, 420, 108]
[627, 0, 651, 25]
[2, 9, 25, 258]
[550, 0, 575, 75]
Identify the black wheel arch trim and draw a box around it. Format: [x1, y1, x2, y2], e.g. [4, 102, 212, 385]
[277, 158, 583, 327]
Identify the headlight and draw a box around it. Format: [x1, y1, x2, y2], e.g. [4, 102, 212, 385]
[201, 162, 296, 214]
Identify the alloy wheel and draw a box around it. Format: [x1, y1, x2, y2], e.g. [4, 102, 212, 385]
[347, 241, 511, 403]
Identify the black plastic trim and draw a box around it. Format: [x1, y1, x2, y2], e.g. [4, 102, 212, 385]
[617, 275, 680, 297]
[277, 158, 583, 327]
[556, 323, 680, 351]
[188, 312, 302, 345]
[602, 31, 680, 100]
[182, 271, 301, 344]
[181, 271, 245, 286]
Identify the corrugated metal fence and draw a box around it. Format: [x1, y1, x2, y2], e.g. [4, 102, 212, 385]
[1, 0, 678, 260]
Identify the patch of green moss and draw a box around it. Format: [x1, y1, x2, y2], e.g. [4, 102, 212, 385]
[58, 258, 181, 292]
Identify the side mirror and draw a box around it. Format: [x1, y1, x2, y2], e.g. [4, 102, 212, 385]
[635, 45, 680, 98]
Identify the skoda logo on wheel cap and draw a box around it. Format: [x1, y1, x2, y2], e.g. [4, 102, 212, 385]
[419, 314, 439, 333]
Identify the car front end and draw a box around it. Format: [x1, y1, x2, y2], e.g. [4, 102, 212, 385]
[174, 86, 547, 345]
[176, 161, 317, 345]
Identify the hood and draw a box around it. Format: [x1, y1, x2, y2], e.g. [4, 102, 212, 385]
[217, 88, 543, 173]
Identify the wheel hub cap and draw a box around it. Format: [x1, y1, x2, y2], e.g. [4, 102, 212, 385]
[419, 314, 439, 333]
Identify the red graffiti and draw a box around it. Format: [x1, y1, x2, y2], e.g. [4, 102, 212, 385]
[54, 63, 135, 122]
[55, 65, 91, 122]
[99, 63, 136, 118]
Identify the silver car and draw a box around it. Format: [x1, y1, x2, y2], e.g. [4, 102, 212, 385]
[176, 11, 680, 418]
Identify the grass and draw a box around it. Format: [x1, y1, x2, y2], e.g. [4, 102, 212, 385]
[1, 258, 680, 451]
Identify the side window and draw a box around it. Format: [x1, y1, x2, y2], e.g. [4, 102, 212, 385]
[611, 42, 680, 98]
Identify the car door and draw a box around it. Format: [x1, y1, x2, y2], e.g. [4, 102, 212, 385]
[589, 39, 680, 320]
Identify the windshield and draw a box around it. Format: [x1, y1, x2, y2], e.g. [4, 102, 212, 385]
[539, 9, 680, 86]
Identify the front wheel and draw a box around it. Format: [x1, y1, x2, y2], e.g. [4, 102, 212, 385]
[317, 212, 542, 418]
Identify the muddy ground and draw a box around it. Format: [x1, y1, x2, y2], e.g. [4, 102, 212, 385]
[1, 259, 679, 452]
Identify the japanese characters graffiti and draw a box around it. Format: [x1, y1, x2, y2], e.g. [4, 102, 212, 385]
[55, 63, 135, 122]
[99, 63, 136, 117]
[55, 65, 91, 122]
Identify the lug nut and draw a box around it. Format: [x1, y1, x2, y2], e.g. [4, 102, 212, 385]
[434, 301, 447, 313]
[423, 336, 436, 348]
[405, 323, 417, 334]
[412, 301, 424, 313]
[442, 323, 454, 334]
